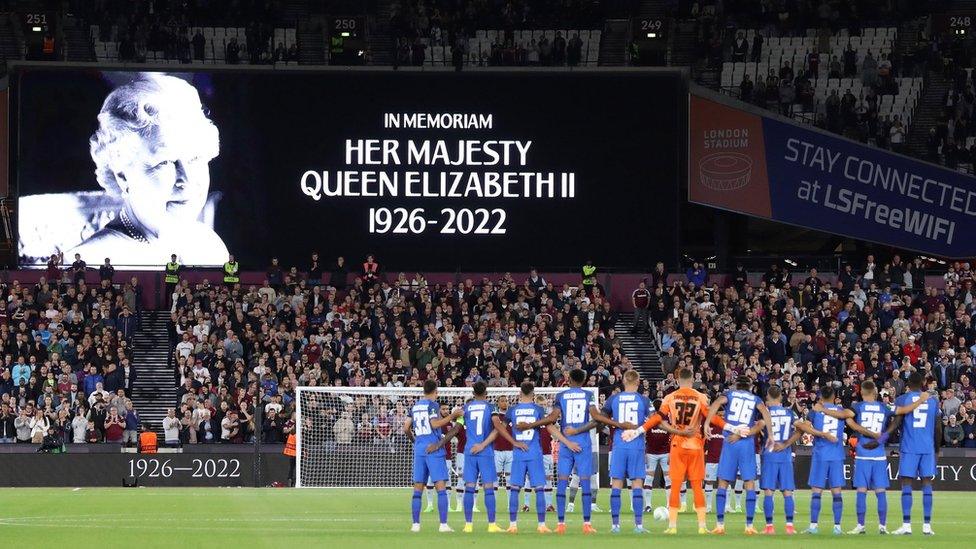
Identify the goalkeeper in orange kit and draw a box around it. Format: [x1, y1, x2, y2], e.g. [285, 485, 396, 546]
[621, 368, 726, 534]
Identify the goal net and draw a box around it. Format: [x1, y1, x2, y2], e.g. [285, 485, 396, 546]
[295, 386, 599, 488]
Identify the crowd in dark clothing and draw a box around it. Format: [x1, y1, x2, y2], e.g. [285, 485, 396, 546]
[167, 253, 630, 444]
[646, 253, 976, 446]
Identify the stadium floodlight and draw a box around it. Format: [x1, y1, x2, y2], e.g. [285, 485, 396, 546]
[295, 386, 599, 489]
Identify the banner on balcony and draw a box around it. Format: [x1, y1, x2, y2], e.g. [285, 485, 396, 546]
[689, 92, 976, 258]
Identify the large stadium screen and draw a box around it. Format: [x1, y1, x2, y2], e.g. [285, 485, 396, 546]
[14, 67, 684, 270]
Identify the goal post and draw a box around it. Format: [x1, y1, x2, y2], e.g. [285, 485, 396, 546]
[295, 385, 600, 488]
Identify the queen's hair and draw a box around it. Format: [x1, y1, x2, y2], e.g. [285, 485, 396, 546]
[89, 74, 219, 195]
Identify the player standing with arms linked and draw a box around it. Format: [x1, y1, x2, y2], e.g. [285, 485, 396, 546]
[621, 368, 727, 534]
[503, 382, 557, 533]
[762, 385, 838, 534]
[567, 370, 661, 533]
[515, 368, 617, 534]
[813, 379, 926, 534]
[889, 372, 941, 536]
[803, 385, 848, 535]
[403, 379, 456, 532]
[459, 381, 525, 533]
[703, 375, 775, 535]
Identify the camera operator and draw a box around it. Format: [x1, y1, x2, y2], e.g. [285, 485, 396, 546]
[37, 426, 63, 453]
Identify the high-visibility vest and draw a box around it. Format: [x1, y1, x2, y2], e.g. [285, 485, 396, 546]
[284, 434, 296, 457]
[582, 265, 597, 286]
[164, 262, 180, 284]
[139, 432, 158, 454]
[223, 262, 240, 283]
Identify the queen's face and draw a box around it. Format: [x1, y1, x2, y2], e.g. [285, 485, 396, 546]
[115, 123, 212, 237]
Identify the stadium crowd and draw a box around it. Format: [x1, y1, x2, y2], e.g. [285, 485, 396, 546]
[169, 255, 630, 445]
[0, 253, 143, 447]
[165, 251, 976, 453]
[653, 255, 976, 448]
[74, 0, 289, 64]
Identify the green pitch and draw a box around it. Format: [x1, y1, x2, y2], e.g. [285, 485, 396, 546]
[0, 488, 968, 548]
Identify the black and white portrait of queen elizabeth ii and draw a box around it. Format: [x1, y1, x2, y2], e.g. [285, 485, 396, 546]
[63, 73, 228, 265]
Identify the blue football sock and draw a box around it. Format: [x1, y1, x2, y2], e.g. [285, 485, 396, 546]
[901, 485, 912, 523]
[536, 489, 547, 524]
[810, 492, 822, 524]
[922, 484, 933, 524]
[633, 488, 644, 526]
[745, 490, 757, 526]
[610, 488, 621, 526]
[437, 489, 449, 524]
[412, 489, 423, 524]
[763, 494, 774, 524]
[877, 491, 888, 526]
[856, 491, 867, 526]
[784, 494, 795, 523]
[509, 487, 520, 522]
[556, 479, 568, 522]
[464, 486, 475, 523]
[716, 488, 727, 523]
[832, 494, 843, 526]
[485, 488, 496, 523]
[581, 481, 592, 522]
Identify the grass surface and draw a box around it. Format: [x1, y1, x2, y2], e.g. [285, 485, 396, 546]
[0, 487, 969, 547]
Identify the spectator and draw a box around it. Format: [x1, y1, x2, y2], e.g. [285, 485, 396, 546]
[163, 408, 181, 447]
[944, 415, 964, 447]
[104, 406, 125, 443]
[99, 258, 115, 283]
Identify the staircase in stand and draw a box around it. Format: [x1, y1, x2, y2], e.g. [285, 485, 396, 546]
[297, 24, 326, 64]
[129, 310, 175, 435]
[0, 13, 24, 64]
[668, 19, 697, 68]
[614, 312, 664, 383]
[598, 19, 628, 66]
[906, 70, 951, 160]
[63, 17, 95, 62]
[367, 0, 395, 66]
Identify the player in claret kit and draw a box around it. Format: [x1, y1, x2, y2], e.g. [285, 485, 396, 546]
[459, 381, 526, 533]
[703, 375, 775, 535]
[760, 385, 837, 535]
[503, 382, 552, 534]
[703, 410, 725, 513]
[813, 379, 927, 535]
[403, 379, 456, 532]
[514, 368, 618, 535]
[621, 368, 727, 535]
[644, 398, 674, 512]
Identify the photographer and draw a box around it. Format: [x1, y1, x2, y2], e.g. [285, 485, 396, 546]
[37, 426, 64, 454]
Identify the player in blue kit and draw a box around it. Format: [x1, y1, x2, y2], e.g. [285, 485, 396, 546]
[573, 370, 657, 533]
[458, 381, 524, 533]
[515, 368, 622, 535]
[803, 385, 850, 535]
[503, 382, 558, 534]
[403, 379, 456, 532]
[763, 385, 841, 535]
[703, 376, 774, 535]
[814, 379, 927, 535]
[889, 373, 941, 536]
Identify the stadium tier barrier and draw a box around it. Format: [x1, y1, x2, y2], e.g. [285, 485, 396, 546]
[1, 445, 974, 489]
